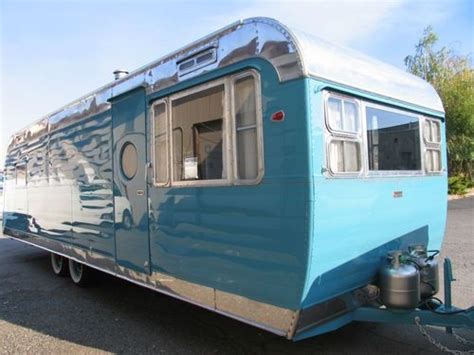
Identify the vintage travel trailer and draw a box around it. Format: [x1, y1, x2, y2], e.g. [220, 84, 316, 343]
[3, 18, 473, 341]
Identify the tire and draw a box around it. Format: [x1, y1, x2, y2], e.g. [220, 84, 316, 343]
[68, 259, 91, 286]
[122, 209, 132, 230]
[50, 253, 69, 276]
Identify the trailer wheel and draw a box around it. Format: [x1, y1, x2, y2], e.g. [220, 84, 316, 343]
[50, 253, 69, 276]
[68, 259, 91, 286]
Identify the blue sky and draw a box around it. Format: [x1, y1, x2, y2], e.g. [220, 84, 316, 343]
[1, 0, 473, 168]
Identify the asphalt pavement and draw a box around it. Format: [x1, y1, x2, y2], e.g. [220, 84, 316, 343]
[0, 197, 473, 354]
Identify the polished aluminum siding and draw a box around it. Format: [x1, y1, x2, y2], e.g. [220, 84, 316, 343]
[10, 17, 443, 144]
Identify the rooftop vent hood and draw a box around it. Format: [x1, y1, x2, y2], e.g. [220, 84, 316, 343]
[113, 69, 129, 80]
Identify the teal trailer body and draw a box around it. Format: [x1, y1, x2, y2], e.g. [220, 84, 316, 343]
[3, 18, 456, 339]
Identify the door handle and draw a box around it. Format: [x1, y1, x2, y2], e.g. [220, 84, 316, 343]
[145, 161, 152, 184]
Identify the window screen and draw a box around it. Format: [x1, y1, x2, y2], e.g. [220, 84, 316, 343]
[153, 103, 168, 184]
[234, 76, 258, 180]
[171, 85, 225, 181]
[366, 107, 421, 171]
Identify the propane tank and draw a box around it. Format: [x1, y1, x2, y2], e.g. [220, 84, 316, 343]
[409, 245, 439, 299]
[379, 251, 420, 309]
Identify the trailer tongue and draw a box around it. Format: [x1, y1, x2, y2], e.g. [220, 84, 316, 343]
[296, 255, 474, 353]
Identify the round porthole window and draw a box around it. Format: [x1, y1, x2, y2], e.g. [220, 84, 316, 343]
[121, 142, 138, 180]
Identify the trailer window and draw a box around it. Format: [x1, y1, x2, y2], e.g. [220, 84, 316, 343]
[423, 118, 442, 173]
[171, 84, 225, 182]
[366, 107, 421, 171]
[121, 143, 138, 180]
[425, 149, 441, 172]
[325, 95, 362, 174]
[16, 164, 27, 187]
[153, 70, 262, 186]
[327, 97, 359, 133]
[152, 102, 168, 184]
[329, 139, 361, 173]
[234, 75, 259, 180]
[423, 118, 441, 144]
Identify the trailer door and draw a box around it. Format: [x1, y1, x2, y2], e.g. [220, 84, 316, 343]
[111, 88, 151, 274]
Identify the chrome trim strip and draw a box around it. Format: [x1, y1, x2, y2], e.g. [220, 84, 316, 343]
[3, 229, 296, 338]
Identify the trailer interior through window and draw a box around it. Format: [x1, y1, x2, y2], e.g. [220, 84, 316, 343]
[366, 106, 421, 171]
[324, 92, 443, 177]
[151, 70, 263, 186]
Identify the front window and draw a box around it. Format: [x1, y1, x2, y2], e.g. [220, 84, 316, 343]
[423, 118, 442, 173]
[329, 140, 361, 173]
[425, 149, 441, 172]
[325, 95, 361, 174]
[423, 118, 441, 144]
[324, 91, 443, 177]
[366, 106, 421, 171]
[327, 97, 359, 133]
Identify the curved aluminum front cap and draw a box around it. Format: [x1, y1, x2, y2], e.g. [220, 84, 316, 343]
[290, 27, 444, 113]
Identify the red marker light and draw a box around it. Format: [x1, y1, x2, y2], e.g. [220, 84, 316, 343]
[271, 110, 285, 122]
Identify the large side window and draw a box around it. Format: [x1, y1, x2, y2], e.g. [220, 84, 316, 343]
[423, 117, 442, 173]
[171, 84, 226, 182]
[366, 106, 421, 171]
[326, 95, 361, 174]
[234, 75, 260, 180]
[152, 71, 262, 186]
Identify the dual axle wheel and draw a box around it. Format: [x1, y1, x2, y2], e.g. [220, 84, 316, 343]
[50, 253, 91, 286]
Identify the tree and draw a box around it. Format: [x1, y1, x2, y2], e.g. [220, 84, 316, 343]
[405, 27, 474, 178]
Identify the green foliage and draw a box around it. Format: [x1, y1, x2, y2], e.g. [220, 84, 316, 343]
[448, 175, 473, 195]
[405, 26, 474, 180]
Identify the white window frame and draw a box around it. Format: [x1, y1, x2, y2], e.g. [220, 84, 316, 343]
[324, 92, 363, 176]
[150, 70, 264, 187]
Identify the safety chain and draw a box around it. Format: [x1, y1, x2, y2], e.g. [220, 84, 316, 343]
[453, 332, 474, 347]
[414, 317, 474, 355]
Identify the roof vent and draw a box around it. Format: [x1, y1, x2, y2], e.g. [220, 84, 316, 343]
[177, 47, 217, 76]
[113, 69, 129, 80]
